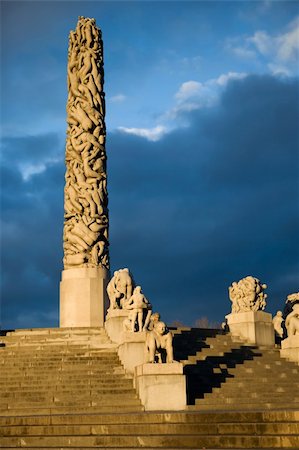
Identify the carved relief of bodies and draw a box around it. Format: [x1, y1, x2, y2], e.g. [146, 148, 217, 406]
[63, 17, 109, 270]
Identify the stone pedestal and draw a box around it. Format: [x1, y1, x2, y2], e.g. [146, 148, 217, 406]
[60, 267, 109, 328]
[135, 363, 186, 411]
[226, 311, 274, 347]
[280, 335, 299, 365]
[105, 309, 129, 343]
[118, 331, 147, 375]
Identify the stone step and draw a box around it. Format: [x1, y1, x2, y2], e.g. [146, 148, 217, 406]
[0, 434, 297, 448]
[1, 410, 298, 426]
[212, 384, 299, 395]
[2, 381, 134, 391]
[1, 421, 298, 437]
[0, 393, 141, 408]
[1, 360, 121, 367]
[192, 402, 299, 410]
[0, 352, 118, 366]
[0, 388, 138, 400]
[1, 366, 126, 374]
[0, 363, 122, 372]
[199, 394, 299, 404]
[0, 404, 145, 416]
[0, 342, 117, 352]
[1, 327, 108, 335]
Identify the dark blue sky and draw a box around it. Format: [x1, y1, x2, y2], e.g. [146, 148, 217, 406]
[1, 1, 299, 329]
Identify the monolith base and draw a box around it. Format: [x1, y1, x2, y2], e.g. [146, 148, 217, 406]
[226, 311, 275, 346]
[60, 267, 109, 327]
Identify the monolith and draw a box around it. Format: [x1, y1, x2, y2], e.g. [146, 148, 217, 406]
[60, 16, 109, 327]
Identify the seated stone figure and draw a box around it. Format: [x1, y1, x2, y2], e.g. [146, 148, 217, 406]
[145, 321, 174, 363]
[285, 304, 299, 337]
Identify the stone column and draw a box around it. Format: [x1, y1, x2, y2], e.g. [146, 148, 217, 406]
[60, 17, 109, 328]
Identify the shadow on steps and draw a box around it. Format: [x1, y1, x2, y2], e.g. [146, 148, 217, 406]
[171, 328, 263, 405]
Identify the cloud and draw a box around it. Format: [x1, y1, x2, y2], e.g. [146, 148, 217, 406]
[231, 46, 257, 59]
[109, 94, 127, 103]
[248, 16, 299, 63]
[1, 133, 63, 181]
[1, 75, 298, 329]
[175, 81, 203, 102]
[164, 72, 247, 123]
[108, 74, 299, 324]
[118, 125, 168, 142]
[228, 16, 299, 75]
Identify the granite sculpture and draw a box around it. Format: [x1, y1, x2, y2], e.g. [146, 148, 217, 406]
[283, 292, 299, 321]
[63, 16, 109, 270]
[285, 304, 299, 337]
[123, 286, 152, 332]
[107, 268, 135, 310]
[228, 276, 267, 313]
[145, 321, 174, 363]
[273, 311, 284, 338]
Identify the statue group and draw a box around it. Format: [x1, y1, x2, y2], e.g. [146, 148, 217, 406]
[272, 293, 299, 339]
[107, 268, 174, 363]
[228, 276, 299, 341]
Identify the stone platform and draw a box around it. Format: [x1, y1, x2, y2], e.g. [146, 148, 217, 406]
[0, 327, 298, 449]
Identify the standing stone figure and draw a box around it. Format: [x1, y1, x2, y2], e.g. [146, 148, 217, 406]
[272, 311, 284, 338]
[63, 16, 109, 270]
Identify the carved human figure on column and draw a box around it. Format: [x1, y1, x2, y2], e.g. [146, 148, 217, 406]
[63, 16, 109, 270]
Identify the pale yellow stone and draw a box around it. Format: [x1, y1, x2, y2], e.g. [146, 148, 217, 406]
[226, 311, 275, 346]
[105, 309, 129, 343]
[285, 304, 299, 337]
[145, 321, 174, 363]
[281, 335, 299, 365]
[118, 331, 147, 374]
[63, 17, 109, 271]
[228, 276, 267, 313]
[107, 268, 135, 311]
[273, 310, 283, 338]
[60, 267, 109, 327]
[135, 363, 186, 410]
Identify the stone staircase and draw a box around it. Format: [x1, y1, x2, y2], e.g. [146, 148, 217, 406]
[0, 328, 142, 416]
[0, 327, 298, 448]
[172, 328, 299, 410]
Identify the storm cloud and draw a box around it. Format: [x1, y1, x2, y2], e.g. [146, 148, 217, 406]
[1, 74, 298, 328]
